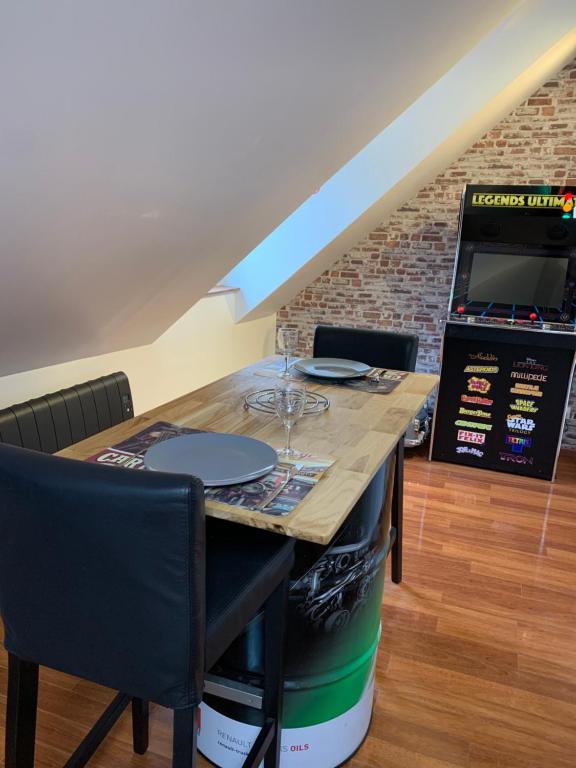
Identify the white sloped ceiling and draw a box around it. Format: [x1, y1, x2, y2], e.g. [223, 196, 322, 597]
[0, 0, 518, 375]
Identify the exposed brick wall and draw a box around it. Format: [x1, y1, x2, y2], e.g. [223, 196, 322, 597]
[278, 59, 576, 449]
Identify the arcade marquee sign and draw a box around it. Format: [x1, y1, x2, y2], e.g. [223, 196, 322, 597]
[471, 192, 574, 212]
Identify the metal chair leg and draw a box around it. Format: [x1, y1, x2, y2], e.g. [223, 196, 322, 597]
[263, 577, 288, 767]
[391, 438, 404, 583]
[5, 654, 39, 768]
[132, 698, 149, 754]
[173, 706, 197, 768]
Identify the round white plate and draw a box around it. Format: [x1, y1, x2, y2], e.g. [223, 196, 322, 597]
[143, 433, 277, 486]
[293, 357, 372, 379]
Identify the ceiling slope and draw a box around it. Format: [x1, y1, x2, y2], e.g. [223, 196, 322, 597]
[228, 0, 576, 321]
[0, 1, 518, 375]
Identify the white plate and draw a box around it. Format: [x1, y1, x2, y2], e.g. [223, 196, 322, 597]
[143, 433, 277, 486]
[293, 357, 372, 379]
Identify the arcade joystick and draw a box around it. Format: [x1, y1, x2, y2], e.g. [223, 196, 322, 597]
[529, 312, 538, 322]
[456, 305, 465, 315]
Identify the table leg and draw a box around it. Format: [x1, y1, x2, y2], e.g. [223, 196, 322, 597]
[391, 437, 404, 584]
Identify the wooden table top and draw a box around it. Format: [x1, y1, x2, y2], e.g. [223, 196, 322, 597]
[58, 357, 438, 545]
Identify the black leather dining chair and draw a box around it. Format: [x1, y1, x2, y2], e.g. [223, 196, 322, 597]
[313, 324, 418, 372]
[313, 324, 419, 584]
[0, 444, 294, 768]
[0, 372, 134, 454]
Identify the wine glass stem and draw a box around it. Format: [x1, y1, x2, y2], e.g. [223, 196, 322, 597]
[284, 354, 289, 375]
[284, 424, 292, 453]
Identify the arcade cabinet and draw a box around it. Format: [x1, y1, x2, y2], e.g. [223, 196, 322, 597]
[430, 184, 576, 480]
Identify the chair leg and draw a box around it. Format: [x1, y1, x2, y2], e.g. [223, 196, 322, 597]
[391, 437, 404, 584]
[172, 707, 197, 768]
[5, 654, 39, 768]
[132, 698, 149, 754]
[262, 577, 288, 768]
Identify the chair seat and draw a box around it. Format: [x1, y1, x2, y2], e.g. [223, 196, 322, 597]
[205, 520, 294, 669]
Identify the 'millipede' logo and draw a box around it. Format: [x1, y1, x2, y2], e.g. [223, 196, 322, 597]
[468, 377, 491, 394]
[510, 371, 547, 383]
[457, 429, 485, 445]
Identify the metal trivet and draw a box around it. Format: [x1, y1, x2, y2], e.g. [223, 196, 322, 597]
[244, 388, 330, 415]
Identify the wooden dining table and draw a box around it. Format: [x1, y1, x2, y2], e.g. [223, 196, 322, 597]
[58, 355, 438, 767]
[58, 356, 438, 546]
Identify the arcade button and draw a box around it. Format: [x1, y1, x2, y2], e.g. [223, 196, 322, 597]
[529, 312, 538, 322]
[456, 305, 465, 315]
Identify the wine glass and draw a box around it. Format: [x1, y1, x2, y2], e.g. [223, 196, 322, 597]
[277, 328, 299, 378]
[274, 383, 306, 458]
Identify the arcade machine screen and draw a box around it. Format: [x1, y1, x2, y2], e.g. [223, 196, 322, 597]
[451, 244, 576, 325]
[468, 252, 569, 311]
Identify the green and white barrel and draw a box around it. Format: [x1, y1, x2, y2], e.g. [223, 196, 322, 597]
[198, 456, 394, 768]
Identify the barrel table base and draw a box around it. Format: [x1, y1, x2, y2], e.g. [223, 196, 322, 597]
[198, 668, 375, 767]
[200, 456, 395, 768]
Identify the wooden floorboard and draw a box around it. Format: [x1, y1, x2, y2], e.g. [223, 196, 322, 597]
[1, 449, 575, 767]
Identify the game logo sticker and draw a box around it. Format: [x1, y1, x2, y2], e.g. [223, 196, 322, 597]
[469, 352, 498, 362]
[461, 394, 493, 406]
[455, 420, 492, 431]
[513, 357, 549, 373]
[510, 398, 539, 414]
[499, 452, 534, 466]
[467, 377, 491, 394]
[471, 192, 572, 209]
[457, 430, 485, 445]
[506, 414, 536, 433]
[456, 446, 484, 458]
[464, 365, 499, 374]
[505, 435, 532, 454]
[459, 407, 491, 419]
[510, 371, 547, 383]
[510, 383, 543, 397]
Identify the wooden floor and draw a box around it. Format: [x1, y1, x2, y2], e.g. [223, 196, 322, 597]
[1, 450, 575, 767]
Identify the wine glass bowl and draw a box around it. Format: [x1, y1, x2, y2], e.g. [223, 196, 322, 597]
[274, 383, 306, 458]
[277, 328, 299, 379]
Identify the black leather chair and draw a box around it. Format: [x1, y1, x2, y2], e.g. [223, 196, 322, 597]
[0, 444, 294, 768]
[313, 324, 419, 584]
[313, 324, 418, 372]
[0, 372, 133, 454]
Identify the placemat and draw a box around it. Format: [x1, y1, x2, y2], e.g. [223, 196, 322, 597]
[255, 359, 409, 394]
[86, 421, 333, 517]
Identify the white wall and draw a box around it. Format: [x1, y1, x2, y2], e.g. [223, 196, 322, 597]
[0, 295, 276, 416]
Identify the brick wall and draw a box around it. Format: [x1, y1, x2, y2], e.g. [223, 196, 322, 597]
[278, 59, 576, 449]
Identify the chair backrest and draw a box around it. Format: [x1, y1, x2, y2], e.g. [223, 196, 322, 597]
[313, 325, 419, 372]
[0, 444, 205, 709]
[0, 372, 133, 454]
